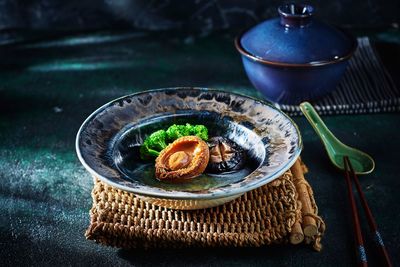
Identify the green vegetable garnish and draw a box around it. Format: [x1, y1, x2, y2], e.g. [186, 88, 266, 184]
[140, 124, 209, 160]
[166, 124, 189, 140]
[139, 130, 168, 160]
[139, 143, 160, 160]
[146, 129, 168, 151]
[192, 124, 208, 141]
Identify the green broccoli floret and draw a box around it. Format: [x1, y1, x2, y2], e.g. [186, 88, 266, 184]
[166, 124, 191, 140]
[193, 124, 208, 141]
[139, 130, 167, 160]
[139, 143, 159, 160]
[166, 123, 208, 141]
[185, 123, 195, 134]
[139, 124, 209, 160]
[146, 129, 168, 151]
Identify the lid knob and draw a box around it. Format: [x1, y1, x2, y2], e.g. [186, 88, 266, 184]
[278, 3, 314, 28]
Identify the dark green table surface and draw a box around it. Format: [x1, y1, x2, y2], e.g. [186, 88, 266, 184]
[1, 30, 399, 266]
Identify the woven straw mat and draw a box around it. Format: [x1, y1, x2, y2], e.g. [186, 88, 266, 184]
[85, 160, 325, 250]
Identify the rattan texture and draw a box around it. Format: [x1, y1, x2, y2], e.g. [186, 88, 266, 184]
[86, 162, 324, 249]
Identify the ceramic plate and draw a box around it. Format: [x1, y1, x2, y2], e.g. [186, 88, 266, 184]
[76, 88, 302, 207]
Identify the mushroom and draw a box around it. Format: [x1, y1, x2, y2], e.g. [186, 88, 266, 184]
[206, 136, 246, 173]
[155, 136, 210, 180]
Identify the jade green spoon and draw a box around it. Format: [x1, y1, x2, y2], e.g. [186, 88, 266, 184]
[299, 102, 375, 175]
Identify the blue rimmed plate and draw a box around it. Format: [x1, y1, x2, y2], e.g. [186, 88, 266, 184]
[76, 88, 302, 209]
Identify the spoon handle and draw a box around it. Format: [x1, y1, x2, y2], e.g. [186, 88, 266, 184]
[299, 102, 339, 150]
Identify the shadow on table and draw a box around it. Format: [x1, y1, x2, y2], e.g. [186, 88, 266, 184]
[117, 245, 316, 266]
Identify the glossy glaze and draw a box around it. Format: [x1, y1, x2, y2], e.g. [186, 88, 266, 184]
[240, 56, 349, 104]
[235, 3, 357, 104]
[76, 88, 302, 209]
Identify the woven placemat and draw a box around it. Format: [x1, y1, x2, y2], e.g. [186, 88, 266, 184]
[86, 159, 325, 251]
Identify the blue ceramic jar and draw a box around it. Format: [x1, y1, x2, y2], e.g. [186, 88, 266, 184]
[235, 3, 357, 104]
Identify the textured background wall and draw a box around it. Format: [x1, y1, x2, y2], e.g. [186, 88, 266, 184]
[0, 0, 398, 33]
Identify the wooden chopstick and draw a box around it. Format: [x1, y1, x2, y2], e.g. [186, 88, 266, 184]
[343, 156, 368, 267]
[346, 157, 393, 267]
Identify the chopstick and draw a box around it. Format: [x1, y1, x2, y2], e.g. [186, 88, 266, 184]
[345, 156, 393, 267]
[343, 156, 368, 267]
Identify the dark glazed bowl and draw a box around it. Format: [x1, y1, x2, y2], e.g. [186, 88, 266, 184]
[76, 88, 302, 209]
[235, 3, 357, 104]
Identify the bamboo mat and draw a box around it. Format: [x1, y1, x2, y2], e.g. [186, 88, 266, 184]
[85, 159, 325, 251]
[277, 37, 399, 116]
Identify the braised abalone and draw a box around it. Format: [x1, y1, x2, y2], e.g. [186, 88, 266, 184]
[155, 136, 210, 180]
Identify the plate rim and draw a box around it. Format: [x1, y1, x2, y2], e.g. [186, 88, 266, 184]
[76, 87, 303, 200]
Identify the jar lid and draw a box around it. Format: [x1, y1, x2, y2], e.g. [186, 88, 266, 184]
[237, 4, 357, 66]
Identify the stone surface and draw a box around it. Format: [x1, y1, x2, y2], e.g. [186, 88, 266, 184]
[0, 0, 398, 33]
[0, 30, 399, 266]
